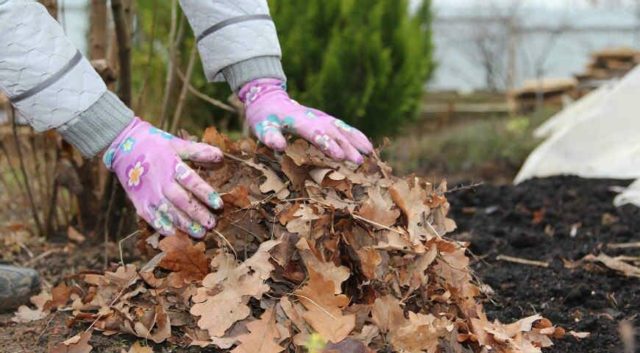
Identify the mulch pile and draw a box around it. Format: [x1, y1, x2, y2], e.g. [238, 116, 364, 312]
[12, 130, 582, 353]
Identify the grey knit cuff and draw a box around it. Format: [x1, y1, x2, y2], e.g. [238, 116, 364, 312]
[222, 56, 286, 92]
[57, 91, 134, 157]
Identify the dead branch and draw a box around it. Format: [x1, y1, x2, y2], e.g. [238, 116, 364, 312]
[111, 0, 132, 106]
[10, 107, 43, 237]
[496, 255, 549, 268]
[170, 44, 198, 134]
[607, 242, 640, 249]
[175, 68, 238, 113]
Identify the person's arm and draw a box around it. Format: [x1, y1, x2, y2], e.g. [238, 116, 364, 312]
[0, 0, 224, 238]
[178, 0, 286, 92]
[0, 0, 133, 157]
[179, 0, 373, 163]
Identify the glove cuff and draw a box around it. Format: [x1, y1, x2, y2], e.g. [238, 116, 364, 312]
[223, 56, 286, 93]
[57, 91, 134, 158]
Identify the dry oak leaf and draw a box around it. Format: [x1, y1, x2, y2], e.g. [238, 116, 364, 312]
[119, 301, 172, 344]
[243, 159, 290, 200]
[222, 185, 252, 208]
[356, 247, 382, 280]
[158, 231, 210, 286]
[390, 312, 450, 353]
[50, 332, 93, 353]
[433, 247, 479, 302]
[371, 295, 406, 333]
[356, 187, 400, 228]
[285, 204, 322, 235]
[583, 253, 640, 278]
[47, 282, 73, 310]
[389, 178, 432, 244]
[121, 341, 153, 353]
[295, 268, 356, 343]
[191, 240, 280, 338]
[470, 311, 551, 352]
[12, 291, 52, 323]
[297, 238, 349, 294]
[281, 155, 309, 189]
[231, 308, 285, 353]
[373, 295, 451, 353]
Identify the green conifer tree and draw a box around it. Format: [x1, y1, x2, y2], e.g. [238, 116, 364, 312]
[269, 0, 434, 139]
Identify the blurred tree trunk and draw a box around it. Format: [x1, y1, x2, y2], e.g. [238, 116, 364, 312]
[39, 0, 58, 18]
[70, 0, 111, 233]
[100, 0, 136, 239]
[89, 0, 108, 61]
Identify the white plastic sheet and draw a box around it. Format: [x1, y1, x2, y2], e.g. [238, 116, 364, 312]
[515, 66, 640, 207]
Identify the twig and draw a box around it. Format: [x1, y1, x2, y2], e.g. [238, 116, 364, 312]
[496, 255, 549, 268]
[103, 179, 118, 269]
[608, 242, 640, 249]
[24, 249, 64, 267]
[351, 214, 406, 236]
[11, 107, 43, 237]
[176, 67, 237, 113]
[118, 229, 140, 267]
[169, 43, 198, 133]
[159, 2, 185, 129]
[446, 181, 485, 194]
[212, 229, 238, 259]
[619, 320, 636, 353]
[36, 311, 58, 342]
[16, 241, 34, 258]
[290, 293, 338, 321]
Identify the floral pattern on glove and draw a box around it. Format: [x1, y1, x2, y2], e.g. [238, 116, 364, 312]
[105, 118, 224, 238]
[239, 78, 373, 164]
[125, 156, 149, 190]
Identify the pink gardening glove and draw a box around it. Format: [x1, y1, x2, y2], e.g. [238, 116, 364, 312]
[239, 79, 373, 164]
[103, 118, 224, 238]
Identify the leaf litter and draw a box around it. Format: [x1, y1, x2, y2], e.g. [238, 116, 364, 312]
[18, 129, 569, 353]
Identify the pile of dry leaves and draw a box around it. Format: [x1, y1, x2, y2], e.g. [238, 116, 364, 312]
[15, 129, 574, 353]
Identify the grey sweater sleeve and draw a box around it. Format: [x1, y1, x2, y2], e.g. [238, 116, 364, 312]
[0, 0, 133, 157]
[179, 0, 286, 92]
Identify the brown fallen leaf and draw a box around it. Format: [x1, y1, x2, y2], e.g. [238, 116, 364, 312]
[371, 295, 406, 333]
[583, 253, 640, 278]
[12, 292, 51, 323]
[121, 341, 153, 353]
[243, 159, 290, 199]
[67, 226, 86, 244]
[356, 187, 400, 228]
[158, 231, 210, 287]
[222, 185, 252, 208]
[297, 239, 349, 294]
[50, 332, 93, 353]
[390, 312, 450, 353]
[295, 268, 355, 343]
[47, 282, 73, 310]
[390, 178, 432, 243]
[191, 240, 280, 338]
[231, 308, 285, 353]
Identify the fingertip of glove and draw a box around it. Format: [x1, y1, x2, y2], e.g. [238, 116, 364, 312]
[264, 134, 287, 152]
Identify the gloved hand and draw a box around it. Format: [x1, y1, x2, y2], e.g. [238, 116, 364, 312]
[239, 79, 373, 164]
[103, 118, 224, 238]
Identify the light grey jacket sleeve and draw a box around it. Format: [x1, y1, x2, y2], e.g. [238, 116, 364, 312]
[0, 0, 133, 157]
[179, 0, 286, 92]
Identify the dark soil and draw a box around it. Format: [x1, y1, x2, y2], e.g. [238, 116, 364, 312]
[447, 176, 640, 353]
